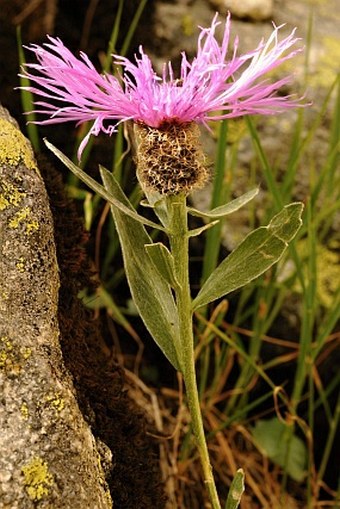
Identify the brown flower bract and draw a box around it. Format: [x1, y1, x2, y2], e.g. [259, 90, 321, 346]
[134, 121, 209, 196]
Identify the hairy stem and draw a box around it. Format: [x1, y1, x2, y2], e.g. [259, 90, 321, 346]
[168, 194, 221, 509]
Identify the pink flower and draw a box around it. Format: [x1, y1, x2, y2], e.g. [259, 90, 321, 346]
[20, 13, 304, 159]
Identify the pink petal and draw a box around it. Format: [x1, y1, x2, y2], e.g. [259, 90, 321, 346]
[19, 15, 307, 159]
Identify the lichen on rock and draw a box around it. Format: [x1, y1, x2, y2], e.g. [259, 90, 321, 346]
[0, 118, 37, 171]
[0, 105, 112, 508]
[21, 457, 54, 502]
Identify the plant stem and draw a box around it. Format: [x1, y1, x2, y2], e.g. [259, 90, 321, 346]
[168, 194, 221, 509]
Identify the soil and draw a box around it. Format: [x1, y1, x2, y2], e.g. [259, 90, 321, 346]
[40, 157, 166, 509]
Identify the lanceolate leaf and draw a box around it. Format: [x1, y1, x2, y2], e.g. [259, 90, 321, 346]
[44, 140, 164, 231]
[100, 166, 181, 371]
[142, 188, 170, 228]
[192, 203, 303, 310]
[145, 243, 180, 289]
[188, 188, 259, 219]
[188, 220, 219, 238]
[225, 469, 245, 509]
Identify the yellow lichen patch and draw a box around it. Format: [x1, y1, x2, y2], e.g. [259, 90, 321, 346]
[52, 397, 65, 412]
[21, 402, 29, 420]
[20, 346, 32, 360]
[1, 291, 9, 300]
[0, 336, 14, 372]
[0, 351, 8, 369]
[0, 337, 31, 374]
[22, 457, 53, 501]
[16, 256, 26, 273]
[1, 336, 13, 351]
[0, 119, 37, 171]
[45, 392, 65, 413]
[8, 206, 39, 235]
[0, 180, 25, 211]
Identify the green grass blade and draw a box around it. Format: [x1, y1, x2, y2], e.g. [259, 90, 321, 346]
[103, 0, 124, 71]
[291, 200, 317, 408]
[317, 391, 340, 484]
[16, 26, 40, 152]
[201, 119, 229, 284]
[119, 0, 149, 57]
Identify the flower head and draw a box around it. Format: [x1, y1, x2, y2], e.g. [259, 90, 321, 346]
[20, 13, 304, 160]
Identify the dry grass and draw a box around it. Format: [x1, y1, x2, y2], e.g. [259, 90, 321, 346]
[123, 348, 338, 509]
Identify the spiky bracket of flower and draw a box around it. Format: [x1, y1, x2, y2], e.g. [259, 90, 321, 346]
[134, 121, 208, 195]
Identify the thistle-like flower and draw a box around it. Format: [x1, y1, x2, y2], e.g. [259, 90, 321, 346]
[20, 13, 305, 194]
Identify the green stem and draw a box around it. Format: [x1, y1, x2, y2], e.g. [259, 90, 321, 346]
[168, 194, 221, 509]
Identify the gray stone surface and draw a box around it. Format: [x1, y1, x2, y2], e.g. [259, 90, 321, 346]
[210, 0, 274, 20]
[0, 106, 112, 508]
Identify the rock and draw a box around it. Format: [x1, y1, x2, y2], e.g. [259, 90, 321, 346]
[0, 105, 112, 508]
[209, 0, 274, 21]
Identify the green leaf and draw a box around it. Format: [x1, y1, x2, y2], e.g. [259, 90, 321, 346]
[192, 203, 303, 310]
[188, 188, 259, 219]
[142, 189, 170, 228]
[44, 140, 165, 231]
[225, 469, 245, 509]
[252, 418, 307, 482]
[100, 166, 181, 371]
[188, 220, 219, 238]
[144, 243, 180, 289]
